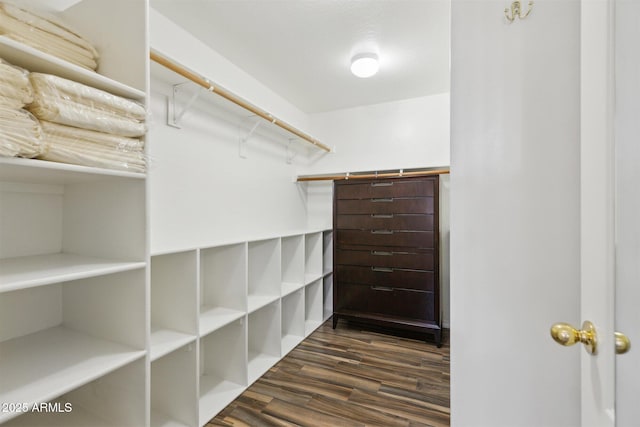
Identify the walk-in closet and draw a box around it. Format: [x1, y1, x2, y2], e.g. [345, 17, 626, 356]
[3, 1, 638, 426]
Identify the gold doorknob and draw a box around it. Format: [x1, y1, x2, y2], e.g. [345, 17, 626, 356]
[615, 332, 631, 355]
[550, 321, 597, 355]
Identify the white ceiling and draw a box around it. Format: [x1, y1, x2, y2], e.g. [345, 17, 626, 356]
[151, 0, 450, 114]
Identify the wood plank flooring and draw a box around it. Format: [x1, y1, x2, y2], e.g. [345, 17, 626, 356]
[207, 319, 450, 427]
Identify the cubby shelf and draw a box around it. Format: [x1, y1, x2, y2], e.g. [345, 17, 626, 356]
[149, 328, 197, 362]
[199, 319, 247, 426]
[148, 230, 332, 424]
[0, 327, 145, 424]
[151, 343, 197, 427]
[0, 36, 145, 100]
[0, 254, 145, 293]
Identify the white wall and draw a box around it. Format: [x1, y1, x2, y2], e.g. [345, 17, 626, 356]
[149, 8, 310, 134]
[615, 2, 640, 424]
[450, 1, 580, 426]
[148, 9, 314, 253]
[304, 94, 450, 175]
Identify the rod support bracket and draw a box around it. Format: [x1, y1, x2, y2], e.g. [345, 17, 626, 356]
[238, 116, 263, 159]
[167, 82, 203, 128]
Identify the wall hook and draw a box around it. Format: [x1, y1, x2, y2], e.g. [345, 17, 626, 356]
[505, 1, 533, 22]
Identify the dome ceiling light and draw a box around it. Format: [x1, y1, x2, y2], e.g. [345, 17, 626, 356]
[350, 53, 379, 78]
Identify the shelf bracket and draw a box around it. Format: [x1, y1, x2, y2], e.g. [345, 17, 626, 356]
[238, 116, 262, 159]
[167, 81, 213, 128]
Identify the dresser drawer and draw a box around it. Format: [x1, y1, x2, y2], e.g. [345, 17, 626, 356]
[336, 265, 435, 291]
[335, 178, 435, 199]
[335, 248, 436, 270]
[336, 229, 435, 248]
[336, 283, 435, 322]
[336, 213, 434, 231]
[336, 198, 434, 215]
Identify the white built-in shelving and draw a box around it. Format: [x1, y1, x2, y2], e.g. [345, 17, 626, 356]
[148, 230, 332, 426]
[151, 343, 198, 427]
[305, 279, 324, 335]
[281, 288, 305, 354]
[248, 239, 281, 313]
[199, 319, 247, 426]
[200, 244, 247, 336]
[0, 1, 148, 426]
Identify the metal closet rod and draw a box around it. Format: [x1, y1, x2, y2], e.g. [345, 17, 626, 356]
[296, 167, 450, 182]
[150, 51, 332, 153]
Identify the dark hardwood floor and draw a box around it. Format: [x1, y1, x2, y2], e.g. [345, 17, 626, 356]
[207, 318, 450, 427]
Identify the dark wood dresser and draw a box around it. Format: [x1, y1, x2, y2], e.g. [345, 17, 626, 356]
[332, 175, 441, 346]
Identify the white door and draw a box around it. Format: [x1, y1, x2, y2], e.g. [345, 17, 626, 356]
[556, 1, 637, 425]
[578, 1, 615, 425]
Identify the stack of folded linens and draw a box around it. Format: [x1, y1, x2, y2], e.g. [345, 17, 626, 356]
[0, 2, 99, 71]
[0, 57, 42, 158]
[27, 72, 146, 172]
[0, 57, 32, 108]
[28, 73, 146, 138]
[38, 121, 146, 173]
[0, 105, 43, 158]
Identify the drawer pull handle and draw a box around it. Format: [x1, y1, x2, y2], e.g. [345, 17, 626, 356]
[371, 182, 393, 187]
[371, 251, 393, 256]
[370, 214, 394, 219]
[371, 198, 394, 203]
[371, 286, 394, 292]
[371, 267, 394, 273]
[371, 230, 393, 235]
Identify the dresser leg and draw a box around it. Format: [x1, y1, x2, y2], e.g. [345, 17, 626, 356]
[332, 315, 338, 329]
[435, 329, 443, 348]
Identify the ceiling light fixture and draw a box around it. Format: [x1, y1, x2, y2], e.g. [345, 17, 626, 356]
[350, 53, 379, 78]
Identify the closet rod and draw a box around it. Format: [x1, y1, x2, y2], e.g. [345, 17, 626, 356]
[296, 168, 450, 182]
[150, 51, 332, 153]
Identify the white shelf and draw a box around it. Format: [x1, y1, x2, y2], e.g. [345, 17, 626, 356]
[304, 273, 323, 285]
[0, 253, 145, 293]
[0, 36, 145, 100]
[281, 281, 305, 297]
[151, 410, 191, 427]
[0, 326, 144, 424]
[149, 327, 196, 362]
[323, 309, 333, 322]
[247, 352, 279, 384]
[0, 158, 145, 185]
[199, 376, 244, 426]
[199, 306, 245, 336]
[247, 294, 279, 313]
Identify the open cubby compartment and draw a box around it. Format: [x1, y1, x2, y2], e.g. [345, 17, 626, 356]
[323, 274, 334, 321]
[199, 318, 247, 426]
[200, 243, 247, 336]
[0, 269, 146, 424]
[151, 343, 198, 427]
[248, 301, 281, 384]
[281, 288, 305, 355]
[305, 279, 323, 336]
[323, 230, 333, 276]
[281, 234, 305, 296]
[4, 357, 145, 427]
[304, 232, 323, 284]
[0, 174, 146, 293]
[151, 251, 198, 361]
[247, 238, 281, 313]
